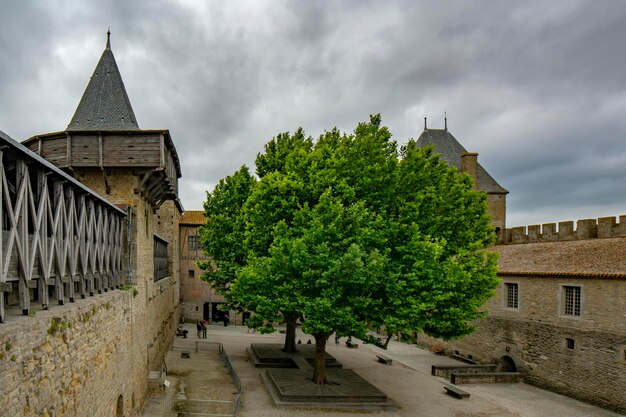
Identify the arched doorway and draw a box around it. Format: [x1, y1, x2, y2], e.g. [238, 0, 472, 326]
[116, 395, 124, 417]
[498, 355, 517, 372]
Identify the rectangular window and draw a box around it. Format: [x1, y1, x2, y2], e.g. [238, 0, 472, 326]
[563, 286, 581, 316]
[188, 235, 200, 251]
[505, 283, 519, 308]
[189, 269, 195, 278]
[565, 338, 575, 349]
[153, 235, 169, 282]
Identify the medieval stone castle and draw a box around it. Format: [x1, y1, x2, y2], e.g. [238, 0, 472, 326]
[0, 33, 623, 416]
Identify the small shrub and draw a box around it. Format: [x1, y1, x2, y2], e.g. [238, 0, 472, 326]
[48, 318, 69, 336]
[81, 312, 91, 323]
[120, 285, 138, 297]
[48, 319, 60, 336]
[10, 354, 16, 362]
[5, 341, 11, 351]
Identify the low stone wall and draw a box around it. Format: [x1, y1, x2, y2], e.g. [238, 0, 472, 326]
[451, 372, 522, 384]
[431, 364, 497, 378]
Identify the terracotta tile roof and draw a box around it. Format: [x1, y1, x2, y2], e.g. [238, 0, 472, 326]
[180, 210, 205, 225]
[493, 237, 626, 279]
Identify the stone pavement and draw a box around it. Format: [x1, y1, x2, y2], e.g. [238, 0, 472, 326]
[172, 323, 624, 417]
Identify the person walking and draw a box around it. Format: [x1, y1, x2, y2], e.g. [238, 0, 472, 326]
[196, 321, 202, 338]
[201, 319, 207, 339]
[223, 314, 229, 327]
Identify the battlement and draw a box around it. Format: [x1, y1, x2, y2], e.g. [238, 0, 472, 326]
[499, 215, 626, 244]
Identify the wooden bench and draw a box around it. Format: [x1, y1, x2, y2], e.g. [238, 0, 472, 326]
[444, 384, 470, 399]
[376, 355, 393, 365]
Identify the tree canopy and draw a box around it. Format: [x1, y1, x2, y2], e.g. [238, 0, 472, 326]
[200, 115, 499, 384]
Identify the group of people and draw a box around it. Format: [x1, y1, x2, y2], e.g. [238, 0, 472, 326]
[196, 320, 208, 338]
[179, 315, 231, 340]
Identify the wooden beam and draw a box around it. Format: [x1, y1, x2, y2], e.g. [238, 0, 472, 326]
[66, 133, 72, 166]
[98, 134, 103, 168]
[159, 134, 166, 168]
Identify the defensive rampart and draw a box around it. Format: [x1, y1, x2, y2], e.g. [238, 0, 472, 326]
[0, 278, 178, 417]
[0, 131, 181, 416]
[500, 215, 626, 244]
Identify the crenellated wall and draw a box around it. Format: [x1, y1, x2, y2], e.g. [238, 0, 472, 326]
[500, 215, 626, 244]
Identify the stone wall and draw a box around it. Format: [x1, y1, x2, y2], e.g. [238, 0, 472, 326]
[0, 168, 181, 416]
[179, 223, 226, 323]
[417, 275, 626, 413]
[0, 280, 177, 417]
[501, 215, 626, 244]
[487, 193, 506, 237]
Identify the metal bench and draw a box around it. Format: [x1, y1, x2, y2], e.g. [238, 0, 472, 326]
[444, 384, 470, 399]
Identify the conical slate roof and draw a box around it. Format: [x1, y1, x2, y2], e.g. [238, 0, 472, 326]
[67, 31, 139, 131]
[416, 128, 508, 194]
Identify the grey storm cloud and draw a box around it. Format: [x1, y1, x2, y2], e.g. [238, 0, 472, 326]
[1, 0, 625, 227]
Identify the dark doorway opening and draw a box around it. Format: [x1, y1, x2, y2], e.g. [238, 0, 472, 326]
[498, 355, 517, 372]
[212, 302, 225, 322]
[203, 302, 210, 321]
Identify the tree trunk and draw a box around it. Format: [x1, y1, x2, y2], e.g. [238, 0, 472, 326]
[312, 332, 331, 385]
[282, 313, 298, 353]
[383, 333, 393, 350]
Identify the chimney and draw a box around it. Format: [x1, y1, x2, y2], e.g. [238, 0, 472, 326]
[460, 152, 478, 187]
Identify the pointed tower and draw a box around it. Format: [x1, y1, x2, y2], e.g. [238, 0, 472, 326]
[23, 31, 182, 212]
[18, 31, 183, 417]
[415, 124, 508, 236]
[67, 30, 139, 131]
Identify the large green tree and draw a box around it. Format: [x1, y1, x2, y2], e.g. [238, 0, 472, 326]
[198, 166, 256, 308]
[201, 115, 499, 384]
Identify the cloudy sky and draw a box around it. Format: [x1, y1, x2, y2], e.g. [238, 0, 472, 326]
[1, 1, 625, 227]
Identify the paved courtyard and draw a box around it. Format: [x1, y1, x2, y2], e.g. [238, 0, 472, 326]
[160, 323, 623, 417]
